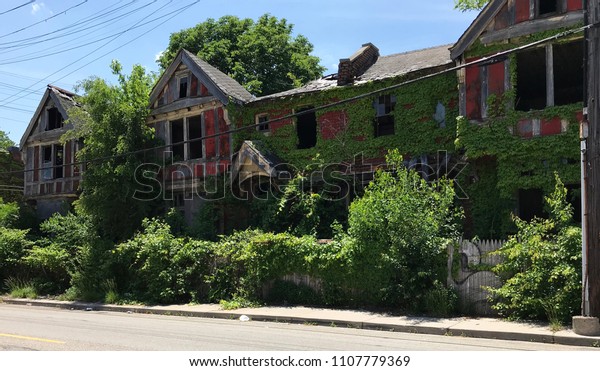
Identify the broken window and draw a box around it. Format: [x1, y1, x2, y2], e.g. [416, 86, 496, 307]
[516, 40, 584, 111]
[171, 119, 185, 160]
[188, 115, 203, 159]
[47, 107, 63, 130]
[296, 107, 317, 149]
[516, 47, 546, 111]
[538, 0, 558, 16]
[518, 188, 545, 221]
[179, 76, 188, 99]
[553, 41, 584, 106]
[41, 144, 63, 180]
[374, 95, 396, 137]
[256, 114, 269, 132]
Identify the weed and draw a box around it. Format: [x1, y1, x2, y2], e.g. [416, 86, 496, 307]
[4, 278, 37, 299]
[219, 295, 261, 310]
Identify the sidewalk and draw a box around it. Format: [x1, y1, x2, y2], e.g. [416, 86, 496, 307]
[2, 297, 600, 348]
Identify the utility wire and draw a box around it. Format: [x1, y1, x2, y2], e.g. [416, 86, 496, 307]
[0, 0, 89, 39]
[0, 22, 592, 177]
[0, 0, 34, 16]
[0, 1, 191, 108]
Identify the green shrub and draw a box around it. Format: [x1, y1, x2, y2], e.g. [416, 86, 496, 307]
[115, 218, 213, 303]
[267, 280, 321, 306]
[489, 174, 581, 323]
[345, 149, 460, 307]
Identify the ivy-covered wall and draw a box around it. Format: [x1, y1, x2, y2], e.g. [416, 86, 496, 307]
[457, 25, 584, 238]
[230, 71, 459, 170]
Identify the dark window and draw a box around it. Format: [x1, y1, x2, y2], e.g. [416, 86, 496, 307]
[538, 0, 558, 16]
[374, 95, 396, 137]
[54, 144, 63, 179]
[42, 146, 52, 180]
[47, 107, 63, 130]
[553, 41, 584, 106]
[516, 48, 546, 111]
[297, 107, 317, 149]
[518, 188, 545, 221]
[257, 114, 269, 132]
[188, 116, 203, 159]
[179, 76, 188, 99]
[566, 184, 582, 223]
[171, 119, 184, 159]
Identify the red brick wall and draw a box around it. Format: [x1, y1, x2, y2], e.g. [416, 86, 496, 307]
[319, 111, 348, 140]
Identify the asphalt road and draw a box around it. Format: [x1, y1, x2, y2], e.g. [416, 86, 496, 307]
[0, 304, 596, 351]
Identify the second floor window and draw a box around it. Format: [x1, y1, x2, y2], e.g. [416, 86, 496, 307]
[256, 114, 269, 132]
[374, 95, 396, 137]
[46, 107, 63, 131]
[179, 76, 188, 99]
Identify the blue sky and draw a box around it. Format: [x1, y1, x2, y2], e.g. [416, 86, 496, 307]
[0, 0, 478, 145]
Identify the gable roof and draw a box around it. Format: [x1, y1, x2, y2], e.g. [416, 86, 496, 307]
[19, 85, 78, 148]
[450, 0, 507, 60]
[254, 44, 452, 101]
[149, 49, 254, 107]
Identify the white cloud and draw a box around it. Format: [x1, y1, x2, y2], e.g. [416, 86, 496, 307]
[154, 50, 164, 62]
[31, 3, 54, 15]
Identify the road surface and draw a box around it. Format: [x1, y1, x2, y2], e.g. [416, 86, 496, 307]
[0, 304, 596, 351]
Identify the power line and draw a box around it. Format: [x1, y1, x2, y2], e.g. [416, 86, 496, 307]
[0, 0, 89, 39]
[0, 1, 191, 108]
[0, 23, 591, 177]
[0, 0, 34, 16]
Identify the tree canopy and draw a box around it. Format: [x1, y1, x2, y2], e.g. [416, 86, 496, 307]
[0, 130, 15, 150]
[158, 14, 325, 96]
[454, 0, 489, 11]
[65, 61, 157, 241]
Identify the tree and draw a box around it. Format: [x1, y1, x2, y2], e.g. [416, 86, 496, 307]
[0, 130, 15, 150]
[158, 14, 325, 96]
[454, 0, 489, 11]
[65, 61, 158, 241]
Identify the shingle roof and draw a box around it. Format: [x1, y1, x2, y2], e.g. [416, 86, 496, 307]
[255, 44, 452, 101]
[182, 50, 255, 104]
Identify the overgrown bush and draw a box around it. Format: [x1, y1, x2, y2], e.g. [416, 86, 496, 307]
[344, 149, 460, 308]
[0, 199, 32, 287]
[115, 218, 213, 303]
[488, 174, 581, 323]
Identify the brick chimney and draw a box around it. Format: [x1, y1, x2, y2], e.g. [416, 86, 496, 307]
[337, 43, 379, 86]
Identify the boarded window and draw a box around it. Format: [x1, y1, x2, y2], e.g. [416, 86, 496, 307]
[257, 114, 269, 132]
[515, 48, 546, 111]
[171, 119, 185, 159]
[47, 107, 63, 130]
[374, 95, 396, 137]
[179, 76, 188, 99]
[553, 41, 584, 106]
[188, 116, 203, 159]
[297, 107, 317, 149]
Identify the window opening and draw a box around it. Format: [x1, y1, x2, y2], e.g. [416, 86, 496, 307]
[553, 41, 584, 106]
[374, 95, 396, 137]
[179, 76, 188, 99]
[518, 188, 545, 221]
[515, 48, 546, 111]
[171, 119, 185, 160]
[296, 107, 317, 149]
[188, 116, 203, 159]
[47, 107, 63, 130]
[257, 114, 269, 132]
[54, 144, 64, 179]
[538, 0, 558, 16]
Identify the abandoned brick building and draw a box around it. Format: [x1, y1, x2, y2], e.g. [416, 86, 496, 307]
[18, 1, 587, 239]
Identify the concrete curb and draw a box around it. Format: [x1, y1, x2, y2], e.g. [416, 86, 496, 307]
[3, 298, 600, 348]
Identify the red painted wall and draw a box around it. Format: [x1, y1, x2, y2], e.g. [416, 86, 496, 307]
[217, 107, 229, 158]
[487, 61, 506, 96]
[204, 109, 216, 158]
[541, 117, 562, 136]
[515, 0, 531, 24]
[64, 141, 72, 178]
[465, 62, 482, 120]
[567, 0, 583, 11]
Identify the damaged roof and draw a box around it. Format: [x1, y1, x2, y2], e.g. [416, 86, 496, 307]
[19, 85, 79, 148]
[254, 44, 452, 101]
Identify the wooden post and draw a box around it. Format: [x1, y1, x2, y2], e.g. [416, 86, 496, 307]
[585, 0, 600, 318]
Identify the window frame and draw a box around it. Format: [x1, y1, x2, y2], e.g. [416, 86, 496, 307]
[168, 115, 204, 161]
[374, 94, 396, 137]
[256, 113, 270, 133]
